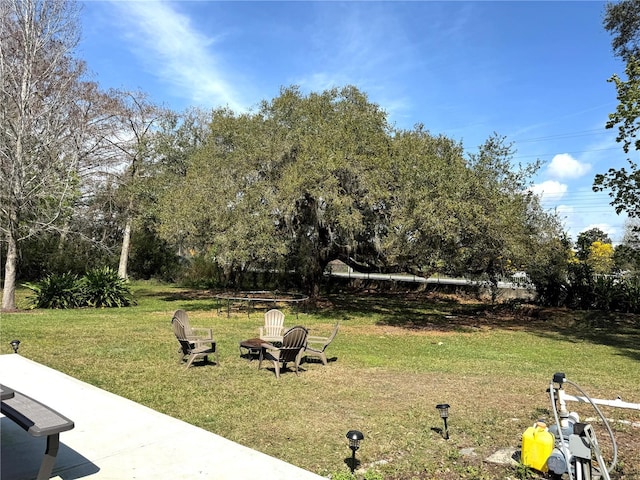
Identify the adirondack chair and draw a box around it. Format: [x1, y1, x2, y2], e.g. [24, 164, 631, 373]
[173, 309, 214, 345]
[304, 322, 339, 366]
[259, 309, 285, 343]
[259, 326, 308, 379]
[171, 311, 219, 367]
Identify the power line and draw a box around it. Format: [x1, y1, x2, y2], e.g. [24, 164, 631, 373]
[513, 146, 620, 160]
[538, 191, 616, 199]
[513, 128, 608, 144]
[477, 126, 627, 161]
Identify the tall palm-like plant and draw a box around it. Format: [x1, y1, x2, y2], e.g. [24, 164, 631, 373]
[80, 266, 135, 308]
[23, 273, 83, 309]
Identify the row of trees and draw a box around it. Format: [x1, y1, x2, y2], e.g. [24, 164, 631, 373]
[1, 1, 563, 308]
[1, 0, 164, 309]
[3, 0, 640, 311]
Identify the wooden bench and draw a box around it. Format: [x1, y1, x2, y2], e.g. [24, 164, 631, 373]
[1, 387, 74, 480]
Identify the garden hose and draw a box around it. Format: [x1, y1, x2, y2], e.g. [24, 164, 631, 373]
[549, 376, 618, 479]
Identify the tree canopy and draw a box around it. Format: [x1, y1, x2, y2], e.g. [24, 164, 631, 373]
[0, 0, 166, 308]
[587, 241, 615, 274]
[595, 0, 640, 220]
[576, 227, 612, 261]
[604, 0, 640, 62]
[158, 86, 560, 296]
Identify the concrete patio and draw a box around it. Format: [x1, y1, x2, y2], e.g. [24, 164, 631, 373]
[0, 354, 325, 479]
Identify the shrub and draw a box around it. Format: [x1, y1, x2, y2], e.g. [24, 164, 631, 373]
[178, 254, 225, 288]
[23, 272, 84, 309]
[529, 267, 568, 307]
[19, 233, 118, 280]
[618, 275, 640, 314]
[565, 263, 595, 309]
[528, 235, 572, 307]
[80, 266, 135, 308]
[25, 267, 135, 309]
[128, 227, 181, 281]
[592, 276, 619, 311]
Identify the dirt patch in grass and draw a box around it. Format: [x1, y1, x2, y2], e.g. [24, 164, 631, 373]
[321, 289, 639, 333]
[303, 291, 640, 479]
[247, 362, 640, 479]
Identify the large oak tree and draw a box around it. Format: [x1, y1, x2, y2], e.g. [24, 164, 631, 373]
[160, 86, 558, 297]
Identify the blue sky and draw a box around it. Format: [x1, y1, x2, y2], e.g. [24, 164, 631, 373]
[79, 0, 632, 244]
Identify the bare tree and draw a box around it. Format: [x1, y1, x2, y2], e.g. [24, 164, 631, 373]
[0, 0, 95, 310]
[106, 90, 164, 279]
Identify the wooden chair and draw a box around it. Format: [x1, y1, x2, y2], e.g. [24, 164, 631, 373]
[259, 326, 308, 379]
[304, 322, 339, 366]
[171, 311, 219, 368]
[259, 309, 285, 343]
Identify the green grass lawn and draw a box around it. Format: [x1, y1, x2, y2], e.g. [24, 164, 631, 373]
[2, 282, 639, 479]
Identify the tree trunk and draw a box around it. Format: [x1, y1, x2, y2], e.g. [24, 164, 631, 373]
[118, 214, 132, 279]
[2, 233, 18, 311]
[307, 254, 330, 300]
[118, 195, 133, 280]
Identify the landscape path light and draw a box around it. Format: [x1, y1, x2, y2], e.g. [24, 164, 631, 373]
[346, 429, 364, 473]
[436, 403, 450, 439]
[10, 339, 20, 354]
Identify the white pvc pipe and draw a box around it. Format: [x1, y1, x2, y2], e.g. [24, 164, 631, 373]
[560, 392, 640, 411]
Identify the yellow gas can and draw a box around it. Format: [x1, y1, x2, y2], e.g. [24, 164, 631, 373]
[521, 422, 554, 472]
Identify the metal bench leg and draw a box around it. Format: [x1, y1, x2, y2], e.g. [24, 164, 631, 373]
[36, 433, 60, 480]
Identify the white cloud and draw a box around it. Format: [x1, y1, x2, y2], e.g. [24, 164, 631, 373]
[529, 180, 567, 201]
[298, 72, 349, 93]
[555, 204, 573, 213]
[547, 153, 590, 179]
[110, 1, 246, 111]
